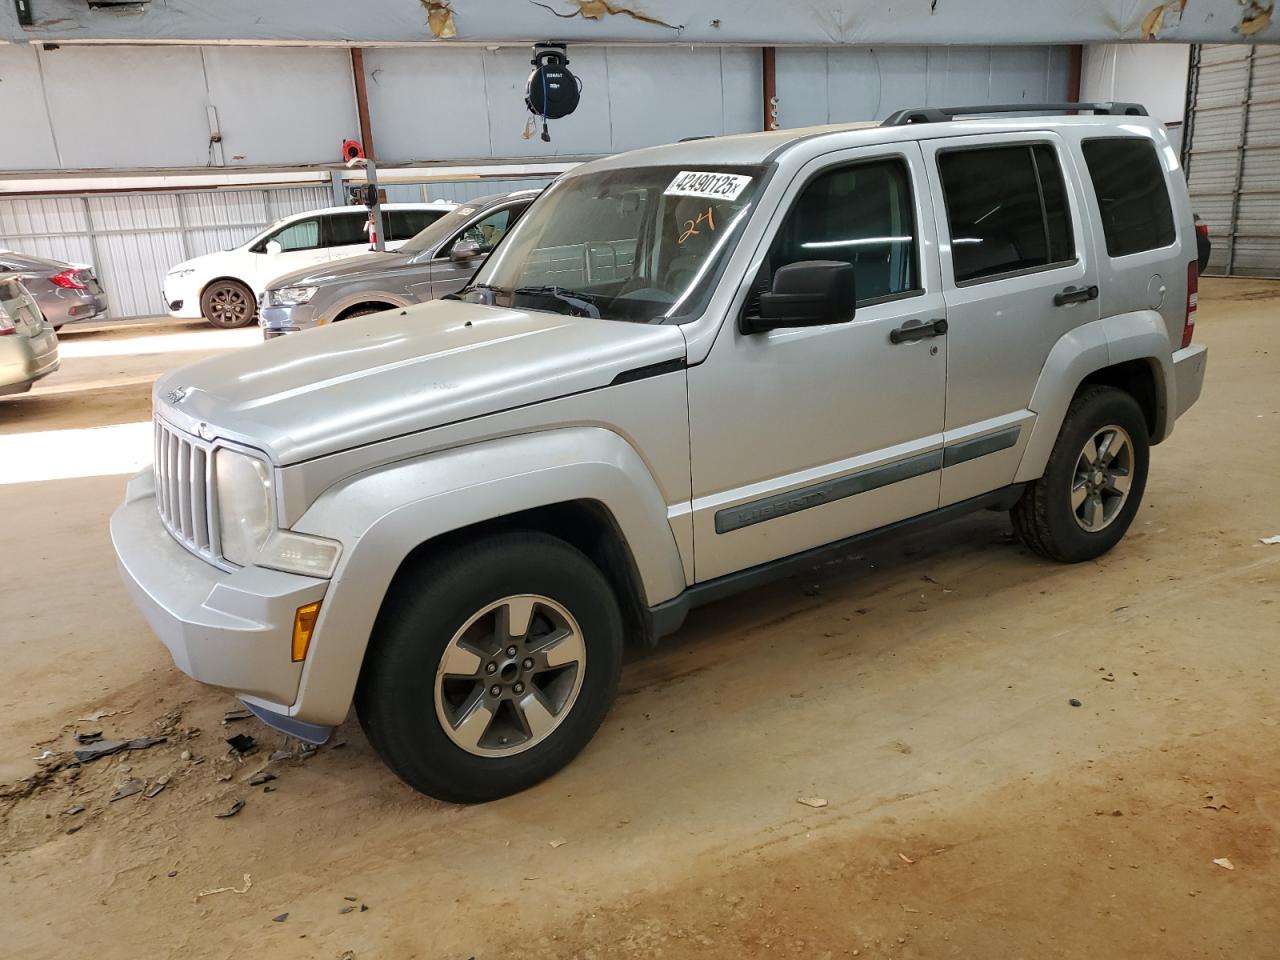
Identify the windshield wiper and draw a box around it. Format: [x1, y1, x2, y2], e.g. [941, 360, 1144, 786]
[512, 285, 601, 319]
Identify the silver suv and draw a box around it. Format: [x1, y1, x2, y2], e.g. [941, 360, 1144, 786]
[112, 103, 1208, 803]
[258, 191, 539, 338]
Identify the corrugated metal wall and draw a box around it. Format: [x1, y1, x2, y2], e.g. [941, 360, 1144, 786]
[1184, 44, 1280, 277]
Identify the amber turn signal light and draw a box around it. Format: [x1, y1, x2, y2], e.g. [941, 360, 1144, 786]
[291, 601, 322, 663]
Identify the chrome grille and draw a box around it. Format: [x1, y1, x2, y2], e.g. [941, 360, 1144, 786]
[153, 417, 220, 566]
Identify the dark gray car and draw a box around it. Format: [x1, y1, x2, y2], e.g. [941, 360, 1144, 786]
[0, 250, 108, 330]
[259, 190, 539, 339]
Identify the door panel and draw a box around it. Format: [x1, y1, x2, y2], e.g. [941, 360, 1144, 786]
[688, 145, 948, 582]
[919, 133, 1102, 506]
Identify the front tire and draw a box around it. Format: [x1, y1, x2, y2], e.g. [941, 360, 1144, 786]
[1011, 385, 1150, 563]
[355, 532, 624, 803]
[200, 279, 256, 329]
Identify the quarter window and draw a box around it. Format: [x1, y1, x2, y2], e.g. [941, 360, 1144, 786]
[765, 157, 919, 305]
[938, 143, 1075, 284]
[1081, 137, 1176, 257]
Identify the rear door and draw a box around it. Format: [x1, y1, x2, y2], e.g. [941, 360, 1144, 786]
[919, 132, 1100, 506]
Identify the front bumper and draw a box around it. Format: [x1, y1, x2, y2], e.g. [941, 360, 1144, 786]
[162, 278, 203, 319]
[1172, 343, 1208, 420]
[259, 302, 323, 337]
[110, 468, 329, 718]
[0, 327, 59, 394]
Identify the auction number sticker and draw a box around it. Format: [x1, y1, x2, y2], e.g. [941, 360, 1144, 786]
[664, 171, 752, 201]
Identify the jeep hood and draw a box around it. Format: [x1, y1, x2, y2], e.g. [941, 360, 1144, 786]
[267, 251, 408, 289]
[154, 298, 687, 464]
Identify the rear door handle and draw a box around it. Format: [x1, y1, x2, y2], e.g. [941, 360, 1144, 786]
[1054, 284, 1099, 306]
[889, 317, 948, 344]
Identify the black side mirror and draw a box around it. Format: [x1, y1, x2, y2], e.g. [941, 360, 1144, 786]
[450, 239, 483, 262]
[742, 260, 856, 334]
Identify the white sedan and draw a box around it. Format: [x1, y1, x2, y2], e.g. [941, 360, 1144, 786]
[163, 202, 456, 328]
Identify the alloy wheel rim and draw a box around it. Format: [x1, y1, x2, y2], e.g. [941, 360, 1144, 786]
[1071, 424, 1134, 533]
[211, 286, 248, 323]
[433, 595, 586, 757]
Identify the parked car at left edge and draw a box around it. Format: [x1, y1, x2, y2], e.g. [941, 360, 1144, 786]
[0, 272, 59, 396]
[0, 250, 108, 331]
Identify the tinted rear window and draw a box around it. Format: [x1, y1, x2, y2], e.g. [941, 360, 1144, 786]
[387, 210, 447, 241]
[1081, 137, 1176, 257]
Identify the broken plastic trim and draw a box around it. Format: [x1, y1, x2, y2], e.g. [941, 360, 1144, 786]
[240, 699, 333, 745]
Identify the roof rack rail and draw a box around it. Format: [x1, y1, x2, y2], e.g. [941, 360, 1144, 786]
[880, 102, 1148, 126]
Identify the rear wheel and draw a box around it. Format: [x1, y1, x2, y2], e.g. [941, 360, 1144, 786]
[355, 531, 624, 803]
[1011, 385, 1150, 563]
[200, 280, 256, 329]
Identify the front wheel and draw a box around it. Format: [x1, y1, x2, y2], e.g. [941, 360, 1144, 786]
[355, 532, 624, 803]
[1011, 385, 1150, 563]
[200, 279, 256, 329]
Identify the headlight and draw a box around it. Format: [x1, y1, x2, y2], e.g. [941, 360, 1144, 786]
[215, 448, 274, 565]
[269, 286, 317, 306]
[168, 268, 197, 279]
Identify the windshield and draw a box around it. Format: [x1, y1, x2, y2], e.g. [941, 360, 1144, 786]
[468, 164, 767, 323]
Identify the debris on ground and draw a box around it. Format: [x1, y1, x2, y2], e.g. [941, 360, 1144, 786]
[225, 734, 256, 755]
[797, 796, 828, 809]
[343, 896, 358, 902]
[73, 736, 166, 763]
[898, 852, 915, 864]
[65, 824, 83, 835]
[272, 913, 288, 923]
[77, 709, 118, 723]
[222, 708, 254, 723]
[213, 798, 245, 819]
[1069, 698, 1083, 707]
[180, 750, 192, 761]
[269, 750, 292, 762]
[144, 775, 170, 799]
[109, 777, 145, 802]
[339, 906, 355, 914]
[194, 873, 252, 901]
[247, 771, 277, 787]
[65, 804, 85, 815]
[1259, 535, 1280, 545]
[31, 750, 55, 762]
[1213, 857, 1235, 870]
[549, 839, 568, 848]
[74, 730, 103, 744]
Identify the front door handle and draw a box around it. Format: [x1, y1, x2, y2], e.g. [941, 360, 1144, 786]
[1054, 284, 1099, 306]
[889, 317, 948, 344]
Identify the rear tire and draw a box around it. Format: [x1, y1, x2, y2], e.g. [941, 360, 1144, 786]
[200, 280, 256, 329]
[1011, 385, 1149, 563]
[355, 531, 624, 803]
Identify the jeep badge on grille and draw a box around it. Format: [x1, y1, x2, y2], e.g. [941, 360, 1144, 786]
[165, 387, 188, 404]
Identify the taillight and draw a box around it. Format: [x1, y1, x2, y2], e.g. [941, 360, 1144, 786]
[1183, 260, 1198, 349]
[50, 269, 86, 290]
[1196, 221, 1210, 239]
[0, 308, 14, 336]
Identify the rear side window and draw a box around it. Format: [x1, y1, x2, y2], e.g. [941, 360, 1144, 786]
[1081, 137, 1176, 257]
[270, 217, 321, 252]
[324, 212, 369, 248]
[766, 157, 919, 304]
[938, 143, 1075, 284]
[387, 209, 447, 241]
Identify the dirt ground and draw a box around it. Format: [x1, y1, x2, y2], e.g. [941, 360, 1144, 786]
[1, 284, 1278, 960]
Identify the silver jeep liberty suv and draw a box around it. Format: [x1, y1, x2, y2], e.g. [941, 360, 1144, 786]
[113, 102, 1208, 802]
